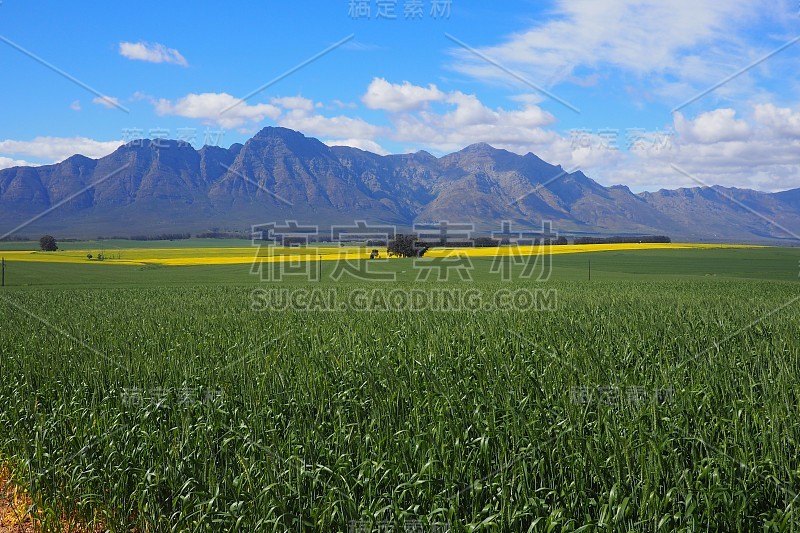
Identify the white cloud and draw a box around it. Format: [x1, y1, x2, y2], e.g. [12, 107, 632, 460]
[754, 103, 800, 138]
[131, 91, 153, 102]
[92, 96, 122, 109]
[119, 41, 188, 67]
[154, 92, 281, 128]
[358, 80, 557, 155]
[277, 108, 383, 140]
[593, 106, 800, 192]
[0, 156, 37, 170]
[362, 78, 445, 112]
[674, 108, 750, 144]
[332, 99, 358, 109]
[152, 91, 383, 147]
[510, 93, 547, 106]
[271, 96, 315, 112]
[390, 101, 558, 155]
[450, 0, 758, 104]
[613, 140, 800, 193]
[0, 137, 123, 163]
[439, 92, 496, 127]
[324, 138, 390, 155]
[220, 96, 386, 154]
[533, 133, 626, 174]
[69, 100, 81, 111]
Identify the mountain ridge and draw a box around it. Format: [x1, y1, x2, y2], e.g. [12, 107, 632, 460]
[1, 127, 798, 243]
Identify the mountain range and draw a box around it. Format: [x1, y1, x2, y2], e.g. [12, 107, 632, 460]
[1, 126, 798, 243]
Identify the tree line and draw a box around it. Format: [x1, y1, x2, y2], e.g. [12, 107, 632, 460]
[573, 235, 671, 244]
[30, 232, 672, 253]
[385, 234, 670, 257]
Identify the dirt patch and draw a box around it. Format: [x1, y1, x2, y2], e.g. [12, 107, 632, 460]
[0, 466, 106, 533]
[0, 467, 34, 533]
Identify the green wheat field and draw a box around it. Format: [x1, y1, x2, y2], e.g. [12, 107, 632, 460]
[1, 246, 799, 531]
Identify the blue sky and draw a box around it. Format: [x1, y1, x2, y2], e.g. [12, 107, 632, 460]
[1, 0, 800, 192]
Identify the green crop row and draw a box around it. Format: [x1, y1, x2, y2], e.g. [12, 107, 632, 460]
[0, 280, 798, 531]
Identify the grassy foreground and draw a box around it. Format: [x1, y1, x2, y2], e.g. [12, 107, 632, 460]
[0, 247, 799, 531]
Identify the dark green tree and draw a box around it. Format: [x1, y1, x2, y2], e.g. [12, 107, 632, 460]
[474, 237, 499, 247]
[39, 235, 58, 251]
[387, 234, 428, 258]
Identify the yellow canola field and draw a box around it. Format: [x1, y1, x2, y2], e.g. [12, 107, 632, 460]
[0, 243, 760, 267]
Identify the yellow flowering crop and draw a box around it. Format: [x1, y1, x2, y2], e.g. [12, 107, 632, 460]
[0, 242, 761, 267]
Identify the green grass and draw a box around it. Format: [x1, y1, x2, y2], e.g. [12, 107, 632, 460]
[0, 248, 799, 531]
[0, 238, 256, 251]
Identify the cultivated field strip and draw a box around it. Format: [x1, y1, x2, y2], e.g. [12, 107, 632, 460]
[0, 280, 798, 531]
